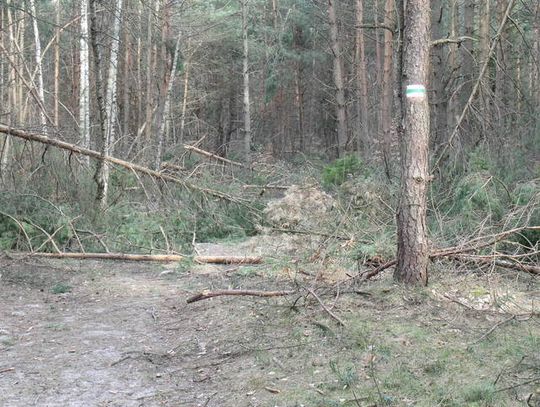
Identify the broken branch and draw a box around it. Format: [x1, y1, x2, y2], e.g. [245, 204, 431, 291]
[186, 289, 295, 304]
[183, 144, 246, 168]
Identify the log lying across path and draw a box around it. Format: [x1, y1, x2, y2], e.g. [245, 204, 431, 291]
[15, 252, 263, 265]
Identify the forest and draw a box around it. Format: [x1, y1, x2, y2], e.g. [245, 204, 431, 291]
[0, 0, 539, 406]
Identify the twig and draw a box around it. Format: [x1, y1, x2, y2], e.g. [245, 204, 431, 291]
[305, 287, 346, 326]
[186, 289, 296, 304]
[0, 367, 15, 374]
[468, 315, 516, 346]
[495, 377, 540, 393]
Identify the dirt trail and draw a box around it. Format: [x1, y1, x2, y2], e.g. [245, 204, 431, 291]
[0, 260, 297, 407]
[1, 255, 538, 406]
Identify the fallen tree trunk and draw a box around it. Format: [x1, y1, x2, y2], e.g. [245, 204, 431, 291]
[0, 124, 242, 203]
[15, 251, 263, 264]
[186, 289, 295, 304]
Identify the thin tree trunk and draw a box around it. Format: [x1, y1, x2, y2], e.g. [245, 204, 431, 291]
[155, 36, 181, 170]
[17, 7, 25, 124]
[431, 0, 447, 149]
[143, 2, 154, 159]
[95, 0, 123, 209]
[1, 0, 15, 175]
[327, 0, 347, 157]
[462, 0, 475, 105]
[447, 0, 459, 137]
[375, 0, 382, 137]
[355, 0, 369, 155]
[395, 0, 431, 286]
[29, 0, 47, 133]
[381, 0, 394, 174]
[242, 0, 252, 161]
[179, 40, 192, 146]
[80, 0, 90, 163]
[135, 1, 143, 144]
[478, 0, 491, 139]
[535, 4, 540, 137]
[494, 0, 508, 131]
[121, 0, 131, 144]
[53, 0, 60, 127]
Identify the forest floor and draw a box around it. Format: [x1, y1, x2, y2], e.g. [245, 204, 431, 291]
[0, 236, 539, 407]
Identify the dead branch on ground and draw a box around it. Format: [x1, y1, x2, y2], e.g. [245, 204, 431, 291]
[186, 289, 295, 304]
[448, 255, 539, 275]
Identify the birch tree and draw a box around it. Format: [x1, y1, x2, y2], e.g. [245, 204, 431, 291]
[80, 0, 90, 163]
[94, 0, 123, 209]
[29, 0, 47, 132]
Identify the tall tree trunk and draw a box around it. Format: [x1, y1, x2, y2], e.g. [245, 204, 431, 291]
[327, 0, 347, 157]
[355, 0, 369, 155]
[179, 40, 192, 146]
[494, 0, 508, 132]
[80, 0, 90, 163]
[478, 0, 491, 140]
[535, 4, 540, 137]
[101, 0, 122, 208]
[90, 0, 107, 206]
[121, 0, 131, 145]
[446, 0, 459, 138]
[242, 0, 252, 161]
[29, 0, 47, 132]
[155, 36, 181, 170]
[381, 0, 394, 175]
[53, 0, 60, 127]
[1, 0, 15, 176]
[461, 0, 475, 104]
[395, 0, 431, 286]
[143, 1, 155, 159]
[431, 0, 448, 149]
[92, 0, 123, 210]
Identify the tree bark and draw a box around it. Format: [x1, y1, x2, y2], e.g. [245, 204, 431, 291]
[355, 0, 369, 155]
[242, 0, 252, 161]
[92, 0, 123, 210]
[29, 0, 47, 133]
[155, 36, 181, 170]
[395, 0, 431, 286]
[381, 0, 394, 175]
[430, 0, 448, 149]
[327, 0, 347, 157]
[79, 0, 90, 163]
[53, 0, 60, 127]
[179, 39, 192, 146]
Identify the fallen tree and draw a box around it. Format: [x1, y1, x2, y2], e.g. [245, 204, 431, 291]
[13, 251, 263, 264]
[186, 226, 539, 305]
[0, 124, 244, 204]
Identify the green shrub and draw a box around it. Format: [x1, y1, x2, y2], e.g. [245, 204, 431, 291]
[322, 155, 364, 187]
[512, 181, 540, 248]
